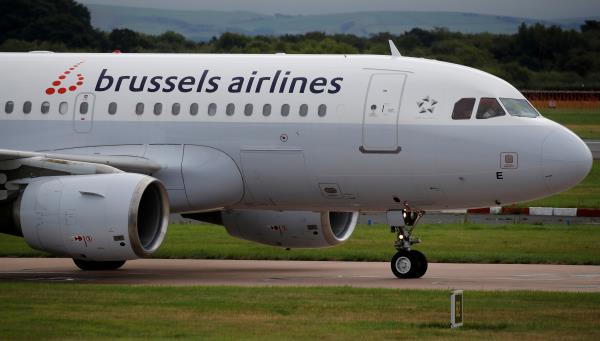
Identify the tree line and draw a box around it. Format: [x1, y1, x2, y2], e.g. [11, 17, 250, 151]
[1, 0, 599, 90]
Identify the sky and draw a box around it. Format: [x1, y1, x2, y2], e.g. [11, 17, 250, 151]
[77, 0, 600, 19]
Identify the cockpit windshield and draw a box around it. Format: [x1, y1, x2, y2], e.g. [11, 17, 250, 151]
[476, 98, 505, 119]
[499, 98, 539, 118]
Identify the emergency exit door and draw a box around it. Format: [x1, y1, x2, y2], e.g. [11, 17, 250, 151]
[361, 73, 406, 153]
[73, 93, 95, 133]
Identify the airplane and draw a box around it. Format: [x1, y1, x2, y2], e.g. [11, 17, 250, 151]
[0, 42, 592, 278]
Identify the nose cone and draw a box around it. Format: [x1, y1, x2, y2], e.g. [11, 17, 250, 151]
[542, 128, 593, 193]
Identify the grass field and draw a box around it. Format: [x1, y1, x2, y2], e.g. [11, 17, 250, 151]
[0, 283, 598, 340]
[540, 108, 600, 139]
[519, 160, 600, 208]
[2, 222, 599, 264]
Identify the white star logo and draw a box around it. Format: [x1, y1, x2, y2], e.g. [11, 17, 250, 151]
[417, 96, 438, 113]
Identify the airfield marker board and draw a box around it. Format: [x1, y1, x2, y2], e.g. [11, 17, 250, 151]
[450, 289, 464, 328]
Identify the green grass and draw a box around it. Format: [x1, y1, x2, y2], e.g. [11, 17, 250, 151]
[0, 283, 598, 340]
[2, 222, 600, 264]
[540, 108, 600, 139]
[519, 160, 600, 208]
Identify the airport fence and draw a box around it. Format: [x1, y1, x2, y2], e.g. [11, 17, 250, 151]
[523, 90, 600, 109]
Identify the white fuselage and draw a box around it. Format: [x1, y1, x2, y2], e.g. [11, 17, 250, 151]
[0, 52, 592, 212]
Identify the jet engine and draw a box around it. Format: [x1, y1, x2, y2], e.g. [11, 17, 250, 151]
[0, 173, 169, 262]
[220, 210, 358, 248]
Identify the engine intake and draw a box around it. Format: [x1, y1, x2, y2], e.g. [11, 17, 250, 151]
[9, 173, 169, 261]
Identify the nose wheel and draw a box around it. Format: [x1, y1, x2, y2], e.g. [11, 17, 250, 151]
[391, 249, 428, 279]
[389, 208, 428, 279]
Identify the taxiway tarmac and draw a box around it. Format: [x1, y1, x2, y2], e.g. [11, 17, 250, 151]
[1, 258, 599, 292]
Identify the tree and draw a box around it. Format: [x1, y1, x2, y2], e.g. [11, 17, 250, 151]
[0, 0, 105, 48]
[108, 29, 146, 52]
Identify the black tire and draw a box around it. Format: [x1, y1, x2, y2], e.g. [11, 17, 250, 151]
[73, 259, 126, 271]
[391, 250, 414, 279]
[409, 250, 428, 278]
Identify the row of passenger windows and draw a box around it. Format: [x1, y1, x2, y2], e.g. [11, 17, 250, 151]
[451, 97, 539, 120]
[135, 102, 327, 117]
[5, 98, 537, 119]
[4, 101, 73, 115]
[2, 100, 328, 118]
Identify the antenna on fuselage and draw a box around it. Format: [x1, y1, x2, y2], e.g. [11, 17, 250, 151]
[388, 40, 401, 57]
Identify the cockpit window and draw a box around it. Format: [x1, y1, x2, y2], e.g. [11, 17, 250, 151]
[476, 98, 505, 119]
[500, 98, 539, 118]
[452, 98, 476, 120]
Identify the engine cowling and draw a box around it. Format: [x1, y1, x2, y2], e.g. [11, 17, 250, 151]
[13, 173, 169, 261]
[222, 210, 358, 248]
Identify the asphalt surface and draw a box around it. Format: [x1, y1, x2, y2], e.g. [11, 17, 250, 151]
[1, 258, 599, 292]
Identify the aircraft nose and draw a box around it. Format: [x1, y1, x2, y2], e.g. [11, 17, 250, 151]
[542, 128, 593, 192]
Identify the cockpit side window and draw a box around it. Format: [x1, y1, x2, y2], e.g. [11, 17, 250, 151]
[451, 98, 476, 120]
[500, 98, 539, 118]
[476, 98, 505, 119]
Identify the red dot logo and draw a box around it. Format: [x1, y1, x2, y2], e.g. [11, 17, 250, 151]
[45, 61, 85, 95]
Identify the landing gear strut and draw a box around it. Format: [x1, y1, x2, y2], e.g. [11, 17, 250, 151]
[389, 208, 428, 279]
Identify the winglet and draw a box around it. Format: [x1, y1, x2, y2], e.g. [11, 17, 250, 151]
[389, 40, 401, 57]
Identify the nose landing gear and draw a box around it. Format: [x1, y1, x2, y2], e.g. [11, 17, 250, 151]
[388, 208, 427, 279]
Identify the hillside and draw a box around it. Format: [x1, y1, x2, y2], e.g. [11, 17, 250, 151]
[87, 4, 594, 41]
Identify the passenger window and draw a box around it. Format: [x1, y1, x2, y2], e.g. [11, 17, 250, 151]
[154, 103, 162, 115]
[190, 103, 198, 116]
[476, 98, 505, 119]
[5, 101, 14, 114]
[108, 102, 117, 115]
[299, 104, 308, 117]
[59, 102, 68, 115]
[244, 103, 253, 116]
[79, 102, 88, 115]
[172, 103, 180, 116]
[23, 101, 32, 114]
[318, 104, 327, 117]
[136, 102, 144, 115]
[452, 98, 475, 120]
[226, 103, 235, 116]
[263, 104, 271, 116]
[281, 104, 290, 117]
[41, 101, 50, 114]
[208, 103, 217, 116]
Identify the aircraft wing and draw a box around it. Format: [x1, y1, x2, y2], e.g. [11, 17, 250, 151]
[0, 149, 162, 199]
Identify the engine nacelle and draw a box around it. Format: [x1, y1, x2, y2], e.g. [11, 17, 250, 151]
[15, 173, 169, 261]
[222, 210, 358, 248]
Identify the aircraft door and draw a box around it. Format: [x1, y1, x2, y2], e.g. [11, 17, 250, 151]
[73, 93, 95, 133]
[361, 73, 406, 153]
